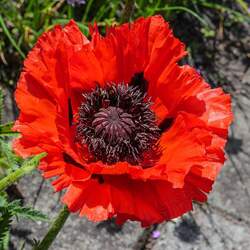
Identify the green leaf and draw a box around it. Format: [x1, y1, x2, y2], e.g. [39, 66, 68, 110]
[0, 194, 7, 208]
[12, 206, 49, 222]
[0, 122, 19, 137]
[0, 230, 9, 250]
[0, 211, 12, 250]
[6, 200, 48, 221]
[31, 239, 40, 248]
[18, 240, 26, 250]
[6, 199, 21, 210]
[0, 89, 3, 125]
[236, 0, 250, 15]
[0, 198, 47, 250]
[0, 140, 20, 171]
[198, 1, 250, 23]
[0, 158, 11, 171]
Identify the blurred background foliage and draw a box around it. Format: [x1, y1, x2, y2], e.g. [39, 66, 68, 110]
[0, 0, 250, 90]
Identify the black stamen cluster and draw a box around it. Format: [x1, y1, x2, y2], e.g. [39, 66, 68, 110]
[77, 83, 160, 165]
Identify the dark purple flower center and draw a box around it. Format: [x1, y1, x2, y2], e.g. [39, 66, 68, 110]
[77, 83, 160, 165]
[92, 107, 135, 143]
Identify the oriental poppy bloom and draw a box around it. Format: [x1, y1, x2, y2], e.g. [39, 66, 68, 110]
[13, 16, 232, 226]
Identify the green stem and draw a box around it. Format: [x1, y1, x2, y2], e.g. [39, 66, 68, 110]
[82, 0, 95, 22]
[0, 14, 25, 59]
[155, 6, 209, 27]
[33, 205, 70, 250]
[121, 0, 135, 23]
[0, 153, 46, 192]
[67, 5, 73, 19]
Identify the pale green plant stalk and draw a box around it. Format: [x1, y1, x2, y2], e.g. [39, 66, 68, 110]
[33, 205, 70, 250]
[0, 153, 46, 192]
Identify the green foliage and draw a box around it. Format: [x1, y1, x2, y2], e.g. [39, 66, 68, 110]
[0, 0, 249, 88]
[5, 200, 48, 222]
[0, 90, 46, 185]
[0, 139, 21, 173]
[0, 210, 11, 250]
[0, 195, 11, 250]
[0, 91, 47, 249]
[0, 89, 3, 125]
[0, 122, 19, 137]
[0, 91, 22, 177]
[0, 196, 48, 250]
[0, 0, 249, 61]
[0, 152, 46, 192]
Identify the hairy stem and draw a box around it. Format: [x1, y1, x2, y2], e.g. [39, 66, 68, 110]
[0, 153, 46, 192]
[33, 205, 70, 250]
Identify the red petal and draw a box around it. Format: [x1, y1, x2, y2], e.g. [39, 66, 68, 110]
[198, 88, 233, 137]
[157, 65, 209, 117]
[62, 180, 113, 222]
[157, 114, 206, 187]
[151, 97, 169, 125]
[145, 16, 187, 98]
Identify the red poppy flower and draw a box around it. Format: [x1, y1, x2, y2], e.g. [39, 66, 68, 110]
[13, 16, 232, 226]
